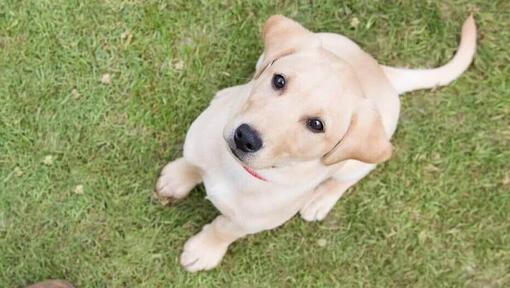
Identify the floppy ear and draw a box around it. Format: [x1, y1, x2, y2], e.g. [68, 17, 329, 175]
[322, 100, 393, 165]
[255, 15, 320, 78]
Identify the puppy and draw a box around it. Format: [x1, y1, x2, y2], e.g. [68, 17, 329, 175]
[155, 15, 476, 272]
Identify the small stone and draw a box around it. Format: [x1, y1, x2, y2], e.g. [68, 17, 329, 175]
[43, 155, 54, 166]
[101, 73, 112, 85]
[350, 17, 360, 29]
[74, 185, 84, 194]
[317, 238, 327, 247]
[14, 167, 23, 177]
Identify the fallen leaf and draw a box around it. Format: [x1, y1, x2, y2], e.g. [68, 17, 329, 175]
[14, 167, 23, 176]
[174, 60, 184, 70]
[502, 175, 510, 186]
[120, 31, 130, 39]
[425, 164, 440, 172]
[43, 155, 54, 166]
[152, 191, 172, 206]
[121, 31, 133, 44]
[101, 73, 112, 85]
[350, 17, 360, 29]
[418, 230, 428, 244]
[317, 238, 327, 247]
[463, 263, 476, 275]
[74, 185, 84, 194]
[71, 88, 80, 98]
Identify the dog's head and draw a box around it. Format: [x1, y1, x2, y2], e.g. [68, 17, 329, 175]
[224, 16, 392, 179]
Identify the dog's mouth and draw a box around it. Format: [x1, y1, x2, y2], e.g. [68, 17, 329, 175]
[241, 165, 267, 182]
[229, 147, 268, 182]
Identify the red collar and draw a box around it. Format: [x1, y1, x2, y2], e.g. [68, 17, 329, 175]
[242, 165, 267, 182]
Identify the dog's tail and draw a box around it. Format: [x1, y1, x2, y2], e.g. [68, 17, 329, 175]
[382, 15, 477, 94]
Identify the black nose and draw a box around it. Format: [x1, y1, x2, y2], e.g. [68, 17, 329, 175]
[234, 124, 263, 153]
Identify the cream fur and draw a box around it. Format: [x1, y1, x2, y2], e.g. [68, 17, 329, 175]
[155, 15, 476, 272]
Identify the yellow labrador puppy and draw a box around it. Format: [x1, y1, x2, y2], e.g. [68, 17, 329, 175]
[155, 15, 476, 272]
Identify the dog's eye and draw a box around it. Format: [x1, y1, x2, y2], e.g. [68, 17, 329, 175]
[272, 74, 286, 90]
[306, 118, 324, 133]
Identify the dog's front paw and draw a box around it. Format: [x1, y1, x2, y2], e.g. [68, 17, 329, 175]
[154, 158, 201, 204]
[299, 191, 338, 222]
[300, 179, 353, 222]
[180, 228, 229, 272]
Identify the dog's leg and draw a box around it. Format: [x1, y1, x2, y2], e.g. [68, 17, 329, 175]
[180, 215, 246, 272]
[300, 178, 356, 222]
[155, 158, 202, 202]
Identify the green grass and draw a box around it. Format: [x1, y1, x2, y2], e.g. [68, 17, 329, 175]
[1, 0, 509, 287]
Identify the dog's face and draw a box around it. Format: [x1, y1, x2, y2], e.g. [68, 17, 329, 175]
[224, 51, 356, 169]
[224, 16, 392, 175]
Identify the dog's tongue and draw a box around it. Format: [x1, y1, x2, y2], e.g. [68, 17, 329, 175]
[242, 165, 267, 182]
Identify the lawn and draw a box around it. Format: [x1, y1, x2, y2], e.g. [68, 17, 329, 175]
[1, 0, 509, 287]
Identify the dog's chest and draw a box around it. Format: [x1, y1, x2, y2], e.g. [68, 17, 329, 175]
[202, 170, 307, 231]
